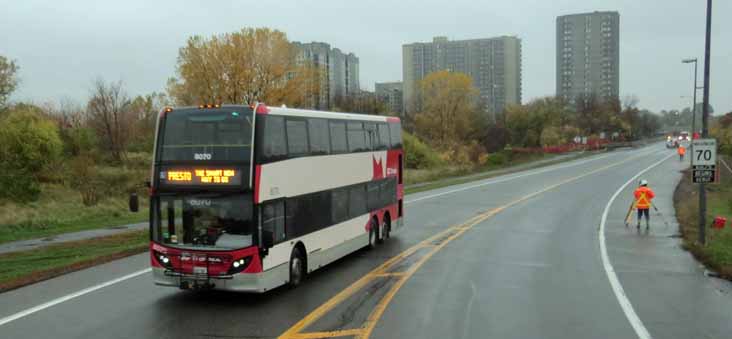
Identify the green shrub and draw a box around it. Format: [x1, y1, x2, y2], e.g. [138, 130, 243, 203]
[69, 155, 103, 206]
[540, 126, 564, 146]
[403, 132, 444, 169]
[0, 107, 63, 202]
[484, 152, 507, 166]
[0, 166, 40, 203]
[61, 126, 98, 157]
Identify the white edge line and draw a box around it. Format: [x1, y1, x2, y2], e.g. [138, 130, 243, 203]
[599, 153, 673, 339]
[720, 158, 732, 175]
[0, 268, 151, 326]
[406, 146, 658, 205]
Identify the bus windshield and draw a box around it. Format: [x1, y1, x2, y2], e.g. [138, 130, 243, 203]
[159, 107, 253, 162]
[152, 193, 255, 250]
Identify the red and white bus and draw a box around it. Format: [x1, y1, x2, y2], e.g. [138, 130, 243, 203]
[132, 103, 403, 292]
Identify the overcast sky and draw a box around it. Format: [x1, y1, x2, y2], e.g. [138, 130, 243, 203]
[1, 0, 730, 113]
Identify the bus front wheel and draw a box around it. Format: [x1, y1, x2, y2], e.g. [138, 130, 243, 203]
[288, 247, 305, 288]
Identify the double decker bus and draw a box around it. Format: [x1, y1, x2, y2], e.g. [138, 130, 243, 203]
[130, 103, 403, 292]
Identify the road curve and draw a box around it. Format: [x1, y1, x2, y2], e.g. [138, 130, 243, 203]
[0, 143, 730, 339]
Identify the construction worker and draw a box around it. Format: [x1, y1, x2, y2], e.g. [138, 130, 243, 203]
[634, 179, 655, 229]
[678, 144, 686, 161]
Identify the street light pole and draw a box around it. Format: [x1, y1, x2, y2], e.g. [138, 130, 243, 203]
[699, 0, 713, 245]
[692, 60, 698, 137]
[682, 58, 698, 158]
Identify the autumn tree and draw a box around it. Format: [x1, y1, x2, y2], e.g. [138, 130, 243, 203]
[167, 28, 320, 107]
[412, 71, 480, 148]
[86, 78, 133, 162]
[505, 97, 569, 147]
[0, 55, 19, 108]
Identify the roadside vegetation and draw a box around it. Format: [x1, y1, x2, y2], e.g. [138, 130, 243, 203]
[675, 113, 732, 280]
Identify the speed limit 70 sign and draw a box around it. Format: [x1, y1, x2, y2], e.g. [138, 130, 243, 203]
[691, 139, 717, 183]
[692, 139, 717, 165]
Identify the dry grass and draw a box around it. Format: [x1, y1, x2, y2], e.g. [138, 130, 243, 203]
[0, 165, 149, 244]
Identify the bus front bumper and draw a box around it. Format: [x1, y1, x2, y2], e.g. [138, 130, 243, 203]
[152, 265, 288, 293]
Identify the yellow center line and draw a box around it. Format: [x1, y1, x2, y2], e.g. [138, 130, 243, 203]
[286, 329, 364, 339]
[280, 151, 657, 339]
[371, 272, 408, 278]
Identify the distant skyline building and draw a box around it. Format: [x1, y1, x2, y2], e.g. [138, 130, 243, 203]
[556, 11, 620, 104]
[375, 82, 403, 114]
[402, 36, 522, 120]
[293, 41, 360, 110]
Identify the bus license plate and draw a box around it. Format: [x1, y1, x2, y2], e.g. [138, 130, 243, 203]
[193, 266, 207, 275]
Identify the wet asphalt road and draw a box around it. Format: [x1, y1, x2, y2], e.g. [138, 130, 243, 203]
[1, 143, 730, 339]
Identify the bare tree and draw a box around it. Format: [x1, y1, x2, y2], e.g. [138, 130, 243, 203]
[86, 78, 132, 162]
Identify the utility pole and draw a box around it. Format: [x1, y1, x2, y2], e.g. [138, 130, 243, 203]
[699, 0, 713, 245]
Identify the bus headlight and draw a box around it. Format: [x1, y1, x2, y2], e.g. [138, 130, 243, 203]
[228, 256, 252, 275]
[153, 251, 174, 270]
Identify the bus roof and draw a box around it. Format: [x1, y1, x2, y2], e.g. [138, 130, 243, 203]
[266, 106, 399, 123]
[164, 104, 400, 123]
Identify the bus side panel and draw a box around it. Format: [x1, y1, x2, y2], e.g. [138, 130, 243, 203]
[258, 151, 389, 202]
[261, 215, 370, 272]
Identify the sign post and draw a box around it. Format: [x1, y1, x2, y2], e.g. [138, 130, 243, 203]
[691, 139, 717, 184]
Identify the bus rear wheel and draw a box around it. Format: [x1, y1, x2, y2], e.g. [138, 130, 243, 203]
[382, 214, 391, 240]
[368, 217, 380, 248]
[288, 247, 305, 288]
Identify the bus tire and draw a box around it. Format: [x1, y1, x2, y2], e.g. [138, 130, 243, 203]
[382, 214, 391, 240]
[368, 217, 380, 248]
[288, 246, 306, 288]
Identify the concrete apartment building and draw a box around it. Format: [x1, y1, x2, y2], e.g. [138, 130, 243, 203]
[293, 42, 360, 110]
[375, 82, 403, 114]
[556, 11, 620, 104]
[402, 36, 522, 120]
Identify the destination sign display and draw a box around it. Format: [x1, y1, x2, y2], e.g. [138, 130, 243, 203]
[160, 168, 242, 186]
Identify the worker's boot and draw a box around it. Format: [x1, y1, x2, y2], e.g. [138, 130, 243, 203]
[636, 222, 641, 229]
[646, 220, 650, 230]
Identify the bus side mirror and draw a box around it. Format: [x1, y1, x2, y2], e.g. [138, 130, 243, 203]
[129, 193, 139, 212]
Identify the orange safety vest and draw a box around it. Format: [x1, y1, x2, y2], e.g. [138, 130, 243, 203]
[678, 146, 686, 155]
[634, 186, 655, 209]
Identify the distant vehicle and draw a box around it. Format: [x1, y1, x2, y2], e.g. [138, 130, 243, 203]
[130, 104, 404, 292]
[666, 137, 677, 148]
[679, 131, 690, 141]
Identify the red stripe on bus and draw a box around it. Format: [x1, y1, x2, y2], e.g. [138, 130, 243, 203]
[253, 165, 262, 204]
[386, 117, 400, 123]
[255, 104, 270, 114]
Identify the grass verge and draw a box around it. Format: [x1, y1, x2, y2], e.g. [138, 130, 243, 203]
[0, 230, 148, 293]
[674, 155, 732, 280]
[0, 183, 148, 245]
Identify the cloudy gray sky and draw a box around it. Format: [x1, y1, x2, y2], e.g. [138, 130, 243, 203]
[1, 0, 730, 113]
